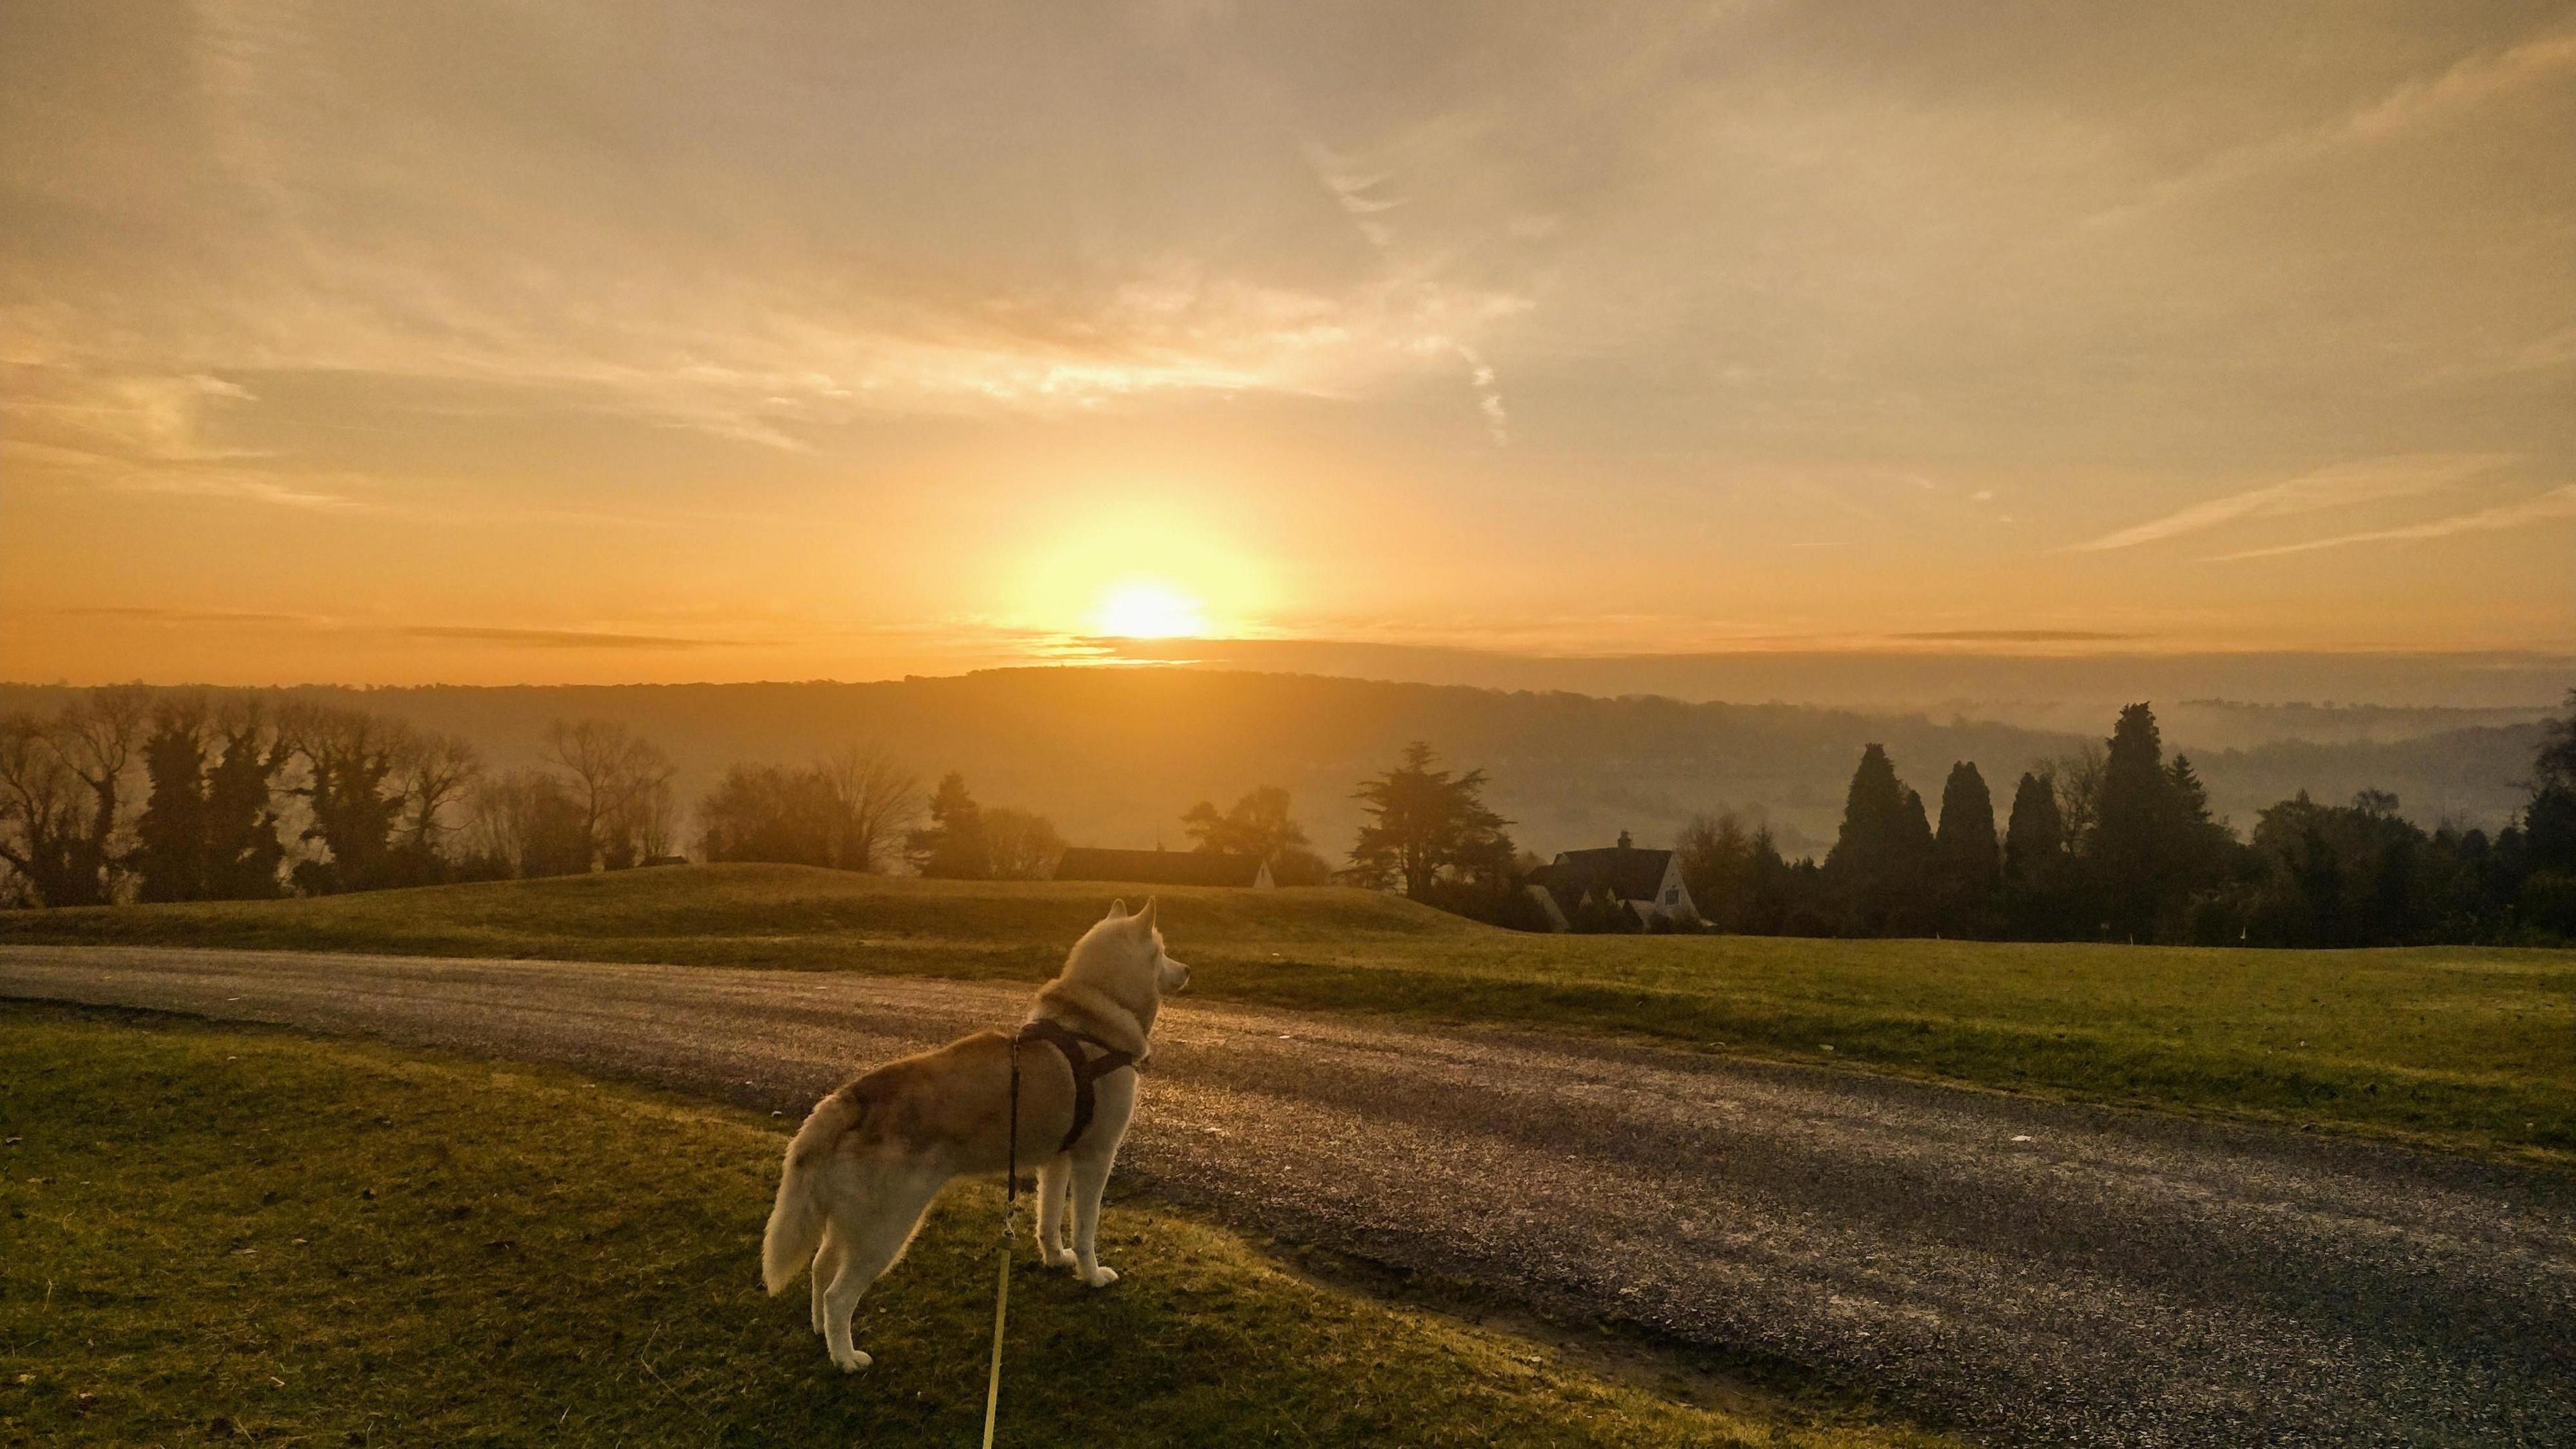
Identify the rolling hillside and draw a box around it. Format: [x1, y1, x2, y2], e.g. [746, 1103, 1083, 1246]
[3, 671, 2551, 859]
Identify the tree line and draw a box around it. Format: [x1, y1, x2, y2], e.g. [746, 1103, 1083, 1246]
[9, 684, 2572, 947]
[0, 690, 680, 906]
[1667, 695, 2576, 945]
[1328, 693, 2576, 947]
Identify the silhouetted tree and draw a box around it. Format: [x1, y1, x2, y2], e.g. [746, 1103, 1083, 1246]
[462, 769, 592, 879]
[2512, 688, 2576, 936]
[288, 706, 408, 895]
[908, 771, 989, 879]
[698, 748, 920, 873]
[388, 733, 481, 883]
[0, 686, 146, 902]
[1347, 742, 1516, 900]
[1824, 744, 1935, 934]
[2001, 769, 2070, 938]
[201, 704, 289, 899]
[699, 763, 837, 866]
[981, 806, 1065, 881]
[0, 690, 153, 906]
[2231, 790, 2428, 946]
[2090, 703, 2224, 940]
[134, 697, 213, 902]
[540, 718, 675, 871]
[2049, 742, 2105, 855]
[1676, 810, 1758, 932]
[1181, 786, 1330, 885]
[1932, 761, 1999, 936]
[818, 746, 922, 873]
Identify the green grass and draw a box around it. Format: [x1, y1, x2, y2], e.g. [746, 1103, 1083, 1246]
[0, 1007, 1951, 1448]
[6, 863, 2572, 1160]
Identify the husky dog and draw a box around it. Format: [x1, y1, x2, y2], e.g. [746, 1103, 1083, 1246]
[761, 897, 1190, 1371]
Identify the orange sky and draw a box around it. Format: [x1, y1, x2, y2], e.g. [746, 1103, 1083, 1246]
[3, 3, 2571, 687]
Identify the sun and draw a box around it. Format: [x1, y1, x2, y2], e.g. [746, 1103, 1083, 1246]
[1095, 580, 1208, 639]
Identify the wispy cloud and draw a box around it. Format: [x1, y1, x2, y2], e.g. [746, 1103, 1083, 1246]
[55, 606, 321, 626]
[1304, 138, 1519, 445]
[1892, 629, 2145, 643]
[2067, 454, 2508, 553]
[1457, 343, 1509, 445]
[48, 609, 757, 651]
[398, 625, 753, 649]
[1305, 141, 1405, 248]
[1, 437, 367, 511]
[2091, 25, 2576, 226]
[2210, 484, 2576, 560]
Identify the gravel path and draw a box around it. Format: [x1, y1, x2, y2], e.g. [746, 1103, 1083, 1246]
[4, 944, 2569, 1447]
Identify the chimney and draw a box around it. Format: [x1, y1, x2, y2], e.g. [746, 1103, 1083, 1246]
[1617, 829, 1633, 849]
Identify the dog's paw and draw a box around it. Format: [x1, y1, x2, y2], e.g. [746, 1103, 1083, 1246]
[830, 1348, 873, 1373]
[1040, 1245, 1075, 1269]
[1081, 1265, 1120, 1289]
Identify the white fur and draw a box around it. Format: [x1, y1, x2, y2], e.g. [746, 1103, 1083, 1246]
[761, 897, 1189, 1370]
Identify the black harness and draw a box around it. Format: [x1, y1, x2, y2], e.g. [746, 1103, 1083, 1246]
[1014, 1019, 1136, 1155]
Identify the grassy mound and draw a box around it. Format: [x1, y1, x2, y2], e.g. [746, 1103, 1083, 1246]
[0, 1007, 1947, 1448]
[0, 864, 1474, 975]
[5, 863, 2571, 1159]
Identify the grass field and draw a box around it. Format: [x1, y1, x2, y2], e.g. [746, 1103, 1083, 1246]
[0, 1006, 1949, 1448]
[5, 863, 2571, 1160]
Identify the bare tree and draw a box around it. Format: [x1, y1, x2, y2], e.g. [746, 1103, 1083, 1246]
[616, 769, 680, 864]
[2049, 741, 2107, 852]
[981, 806, 1065, 881]
[540, 718, 676, 870]
[462, 771, 538, 877]
[396, 732, 483, 858]
[62, 686, 151, 897]
[462, 768, 590, 879]
[820, 745, 921, 872]
[0, 714, 89, 906]
[0, 688, 150, 905]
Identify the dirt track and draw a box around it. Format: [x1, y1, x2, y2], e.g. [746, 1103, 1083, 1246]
[3, 943, 2569, 1447]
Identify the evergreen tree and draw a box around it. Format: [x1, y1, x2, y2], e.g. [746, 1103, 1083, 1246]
[292, 717, 405, 896]
[2526, 687, 2576, 874]
[1931, 761, 1999, 936]
[2091, 702, 2174, 939]
[906, 771, 989, 879]
[2081, 704, 2235, 941]
[1824, 744, 1935, 934]
[1744, 826, 1799, 934]
[2512, 688, 2576, 935]
[1347, 742, 1515, 900]
[2163, 753, 2232, 885]
[133, 700, 212, 902]
[2001, 769, 2069, 938]
[201, 712, 288, 898]
[2003, 770, 2064, 881]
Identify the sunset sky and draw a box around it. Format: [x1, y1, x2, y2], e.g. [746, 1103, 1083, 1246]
[3, 1, 2572, 687]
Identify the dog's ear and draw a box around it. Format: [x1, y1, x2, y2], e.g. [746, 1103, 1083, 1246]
[1105, 898, 1128, 920]
[1135, 896, 1158, 932]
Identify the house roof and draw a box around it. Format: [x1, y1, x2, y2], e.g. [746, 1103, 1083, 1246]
[1529, 842, 1673, 904]
[1051, 847, 1269, 888]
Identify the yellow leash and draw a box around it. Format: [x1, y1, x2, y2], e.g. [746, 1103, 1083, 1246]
[982, 1034, 1025, 1448]
[981, 1224, 1010, 1448]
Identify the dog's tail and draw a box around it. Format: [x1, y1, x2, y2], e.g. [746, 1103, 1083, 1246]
[761, 1088, 868, 1295]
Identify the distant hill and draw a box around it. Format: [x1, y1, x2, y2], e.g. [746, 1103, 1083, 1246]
[0, 670, 2551, 857]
